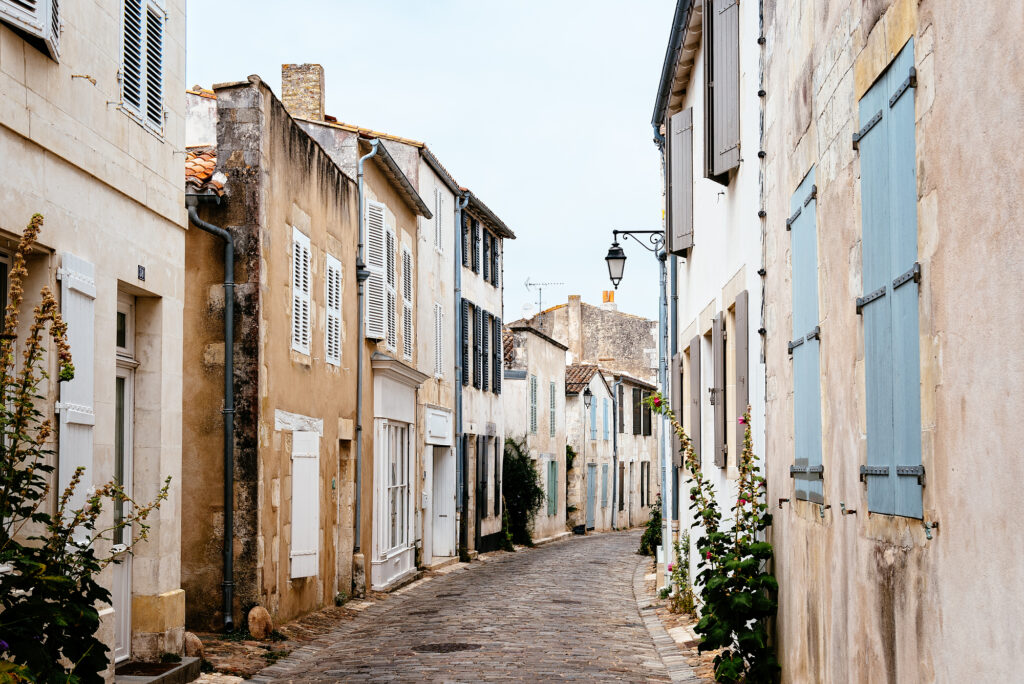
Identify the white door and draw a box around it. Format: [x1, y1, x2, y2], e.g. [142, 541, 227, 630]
[432, 446, 456, 558]
[112, 364, 134, 662]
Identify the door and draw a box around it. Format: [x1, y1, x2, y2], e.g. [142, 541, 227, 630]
[112, 364, 134, 662]
[432, 446, 456, 558]
[628, 462, 635, 527]
[586, 464, 597, 529]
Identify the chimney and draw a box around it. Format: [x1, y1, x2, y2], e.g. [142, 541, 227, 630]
[281, 64, 325, 121]
[567, 295, 583, 363]
[601, 290, 617, 311]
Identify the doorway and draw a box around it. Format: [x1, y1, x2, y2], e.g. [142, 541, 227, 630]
[113, 294, 136, 662]
[586, 463, 597, 530]
[431, 446, 456, 559]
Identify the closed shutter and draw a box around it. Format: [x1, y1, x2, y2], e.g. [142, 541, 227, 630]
[492, 316, 502, 394]
[478, 435, 488, 519]
[325, 254, 342, 366]
[493, 440, 502, 517]
[471, 220, 480, 273]
[618, 463, 625, 511]
[601, 464, 608, 508]
[143, 4, 164, 128]
[705, 0, 740, 181]
[364, 201, 387, 339]
[0, 0, 60, 59]
[434, 302, 443, 377]
[491, 237, 500, 287]
[121, 0, 163, 129]
[385, 229, 397, 351]
[632, 387, 641, 435]
[549, 381, 556, 437]
[858, 39, 922, 518]
[456, 434, 464, 512]
[734, 290, 749, 462]
[667, 108, 694, 256]
[461, 215, 469, 267]
[401, 247, 413, 360]
[642, 391, 652, 436]
[547, 459, 557, 516]
[122, 0, 143, 112]
[434, 188, 443, 251]
[460, 299, 469, 385]
[618, 385, 624, 433]
[689, 336, 702, 461]
[57, 253, 95, 537]
[790, 168, 824, 503]
[670, 352, 683, 466]
[529, 375, 538, 434]
[290, 430, 320, 579]
[481, 311, 490, 392]
[590, 401, 597, 440]
[482, 230, 490, 281]
[473, 307, 482, 389]
[291, 228, 311, 354]
[603, 397, 609, 440]
[712, 314, 726, 467]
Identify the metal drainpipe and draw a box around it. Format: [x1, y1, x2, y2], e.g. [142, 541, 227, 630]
[611, 379, 622, 529]
[186, 197, 236, 631]
[654, 123, 674, 585]
[454, 192, 469, 557]
[355, 140, 379, 553]
[658, 249, 669, 588]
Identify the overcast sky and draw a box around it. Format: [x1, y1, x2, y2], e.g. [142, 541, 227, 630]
[186, 1, 673, 321]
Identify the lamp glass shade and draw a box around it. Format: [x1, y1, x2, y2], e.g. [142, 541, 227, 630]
[605, 242, 626, 289]
[583, 387, 593, 409]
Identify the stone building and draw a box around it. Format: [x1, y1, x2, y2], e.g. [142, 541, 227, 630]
[0, 0, 188, 667]
[503, 324, 569, 545]
[611, 373, 661, 529]
[564, 365, 614, 532]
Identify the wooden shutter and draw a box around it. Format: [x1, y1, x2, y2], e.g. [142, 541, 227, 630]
[603, 398, 609, 440]
[478, 435, 488, 519]
[0, 0, 60, 59]
[121, 0, 163, 128]
[473, 306, 482, 389]
[481, 311, 490, 391]
[642, 391, 652, 436]
[290, 430, 320, 579]
[143, 3, 164, 128]
[492, 316, 502, 394]
[705, 0, 740, 181]
[401, 247, 413, 360]
[590, 401, 597, 440]
[689, 335, 702, 463]
[122, 0, 143, 111]
[618, 463, 625, 511]
[491, 237, 500, 287]
[547, 459, 558, 516]
[632, 387, 642, 435]
[670, 352, 683, 466]
[668, 108, 694, 256]
[493, 440, 502, 517]
[482, 230, 490, 281]
[460, 299, 470, 385]
[365, 201, 387, 339]
[461, 215, 469, 267]
[325, 254, 342, 366]
[385, 229, 397, 351]
[712, 314, 726, 467]
[549, 381, 556, 437]
[734, 290, 749, 464]
[291, 228, 311, 354]
[601, 464, 608, 507]
[57, 253, 95, 537]
[434, 188, 443, 251]
[529, 375, 537, 433]
[471, 220, 480, 273]
[618, 385, 624, 433]
[434, 302, 443, 377]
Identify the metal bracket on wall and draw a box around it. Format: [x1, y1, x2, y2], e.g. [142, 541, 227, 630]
[852, 110, 883, 150]
[856, 286, 886, 314]
[859, 465, 889, 482]
[896, 464, 926, 486]
[790, 464, 824, 480]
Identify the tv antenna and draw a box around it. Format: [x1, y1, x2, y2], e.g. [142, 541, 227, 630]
[524, 278, 565, 315]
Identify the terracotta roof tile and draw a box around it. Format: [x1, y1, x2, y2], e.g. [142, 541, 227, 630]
[565, 364, 600, 395]
[503, 326, 514, 367]
[185, 146, 226, 196]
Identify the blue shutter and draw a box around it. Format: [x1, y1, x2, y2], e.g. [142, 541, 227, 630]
[547, 459, 557, 516]
[790, 167, 824, 503]
[603, 398, 609, 440]
[590, 402, 597, 440]
[601, 464, 608, 507]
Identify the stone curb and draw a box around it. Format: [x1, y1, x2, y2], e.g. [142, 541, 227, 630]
[631, 557, 702, 683]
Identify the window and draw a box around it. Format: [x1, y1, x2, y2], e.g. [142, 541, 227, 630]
[0, 0, 59, 59]
[494, 439, 502, 518]
[667, 107, 694, 256]
[603, 398, 609, 441]
[703, 0, 740, 184]
[290, 430, 320, 578]
[529, 375, 538, 434]
[433, 188, 443, 252]
[547, 459, 558, 516]
[433, 302, 443, 378]
[789, 167, 824, 503]
[365, 201, 387, 339]
[856, 39, 922, 518]
[385, 229, 397, 352]
[325, 254, 342, 366]
[492, 316, 503, 394]
[642, 390, 652, 437]
[122, 0, 165, 131]
[711, 313, 726, 466]
[590, 401, 597, 441]
[291, 228, 311, 354]
[601, 464, 608, 508]
[632, 387, 642, 436]
[384, 423, 410, 551]
[548, 381, 556, 437]
[460, 299, 470, 386]
[401, 247, 413, 361]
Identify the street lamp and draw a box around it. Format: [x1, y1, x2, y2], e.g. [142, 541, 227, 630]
[583, 387, 593, 410]
[605, 242, 626, 289]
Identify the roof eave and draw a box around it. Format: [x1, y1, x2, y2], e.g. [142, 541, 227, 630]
[652, 0, 698, 130]
[359, 137, 432, 219]
[421, 146, 462, 194]
[466, 191, 515, 240]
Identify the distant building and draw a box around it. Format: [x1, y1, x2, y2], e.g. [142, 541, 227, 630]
[564, 365, 614, 532]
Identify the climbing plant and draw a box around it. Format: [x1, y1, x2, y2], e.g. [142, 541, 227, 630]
[647, 394, 779, 684]
[637, 493, 662, 556]
[502, 436, 545, 546]
[668, 532, 695, 615]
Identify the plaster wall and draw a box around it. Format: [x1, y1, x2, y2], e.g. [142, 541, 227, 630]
[565, 376, 615, 532]
[760, 0, 1024, 681]
[615, 379, 661, 529]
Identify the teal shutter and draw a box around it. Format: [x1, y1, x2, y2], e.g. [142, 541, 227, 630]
[529, 375, 538, 434]
[789, 167, 824, 503]
[603, 398, 609, 440]
[857, 38, 922, 518]
[549, 381, 556, 437]
[547, 459, 557, 516]
[601, 464, 608, 507]
[590, 402, 597, 440]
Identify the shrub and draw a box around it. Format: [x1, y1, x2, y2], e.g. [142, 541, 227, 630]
[502, 436, 545, 546]
[638, 494, 662, 556]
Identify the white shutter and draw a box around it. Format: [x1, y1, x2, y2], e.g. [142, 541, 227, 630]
[325, 254, 342, 366]
[291, 227, 311, 354]
[385, 229, 397, 351]
[0, 0, 60, 60]
[289, 430, 320, 579]
[143, 2, 164, 129]
[401, 247, 413, 361]
[122, 0, 144, 112]
[57, 253, 95, 537]
[434, 302, 443, 378]
[121, 0, 163, 129]
[434, 189, 443, 252]
[364, 201, 386, 340]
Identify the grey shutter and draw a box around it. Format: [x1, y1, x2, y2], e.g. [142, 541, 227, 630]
[632, 388, 642, 436]
[689, 335, 702, 463]
[478, 435, 488, 519]
[472, 220, 480, 273]
[491, 236, 500, 287]
[456, 435, 465, 512]
[712, 314, 726, 467]
[494, 440, 502, 517]
[461, 215, 469, 267]
[668, 108, 694, 256]
[481, 311, 490, 392]
[618, 384, 624, 433]
[461, 299, 470, 386]
[734, 290, 749, 465]
[482, 230, 490, 281]
[492, 316, 502, 394]
[705, 0, 740, 182]
[642, 391, 652, 436]
[671, 352, 683, 467]
[473, 306, 482, 388]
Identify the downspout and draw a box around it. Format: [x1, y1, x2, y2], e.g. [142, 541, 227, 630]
[655, 124, 675, 586]
[355, 140, 380, 554]
[454, 191, 470, 558]
[186, 197, 236, 631]
[612, 379, 622, 529]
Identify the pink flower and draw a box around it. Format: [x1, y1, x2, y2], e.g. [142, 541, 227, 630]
[653, 397, 662, 407]
[738, 498, 747, 506]
[667, 563, 673, 572]
[738, 417, 746, 425]
[706, 551, 712, 559]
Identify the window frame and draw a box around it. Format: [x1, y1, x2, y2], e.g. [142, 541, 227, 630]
[120, 0, 166, 136]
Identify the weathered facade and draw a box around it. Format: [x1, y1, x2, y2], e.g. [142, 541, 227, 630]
[0, 0, 188, 667]
[565, 365, 614, 532]
[610, 373, 661, 529]
[503, 324, 569, 544]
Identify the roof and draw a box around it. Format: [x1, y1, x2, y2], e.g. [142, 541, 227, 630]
[507, 323, 569, 351]
[565, 364, 612, 397]
[464, 189, 515, 240]
[420, 145, 461, 194]
[185, 146, 226, 196]
[315, 115, 425, 148]
[187, 86, 216, 99]
[612, 371, 658, 392]
[651, 0, 701, 130]
[503, 327, 514, 367]
[357, 136, 432, 219]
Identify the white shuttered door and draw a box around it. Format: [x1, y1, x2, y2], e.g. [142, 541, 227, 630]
[290, 430, 320, 579]
[325, 254, 342, 366]
[57, 253, 96, 535]
[365, 202, 386, 339]
[291, 228, 311, 354]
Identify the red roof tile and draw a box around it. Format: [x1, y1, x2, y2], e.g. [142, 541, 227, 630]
[185, 147, 225, 196]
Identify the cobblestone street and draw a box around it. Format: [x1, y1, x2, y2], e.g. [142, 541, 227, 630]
[252, 530, 696, 682]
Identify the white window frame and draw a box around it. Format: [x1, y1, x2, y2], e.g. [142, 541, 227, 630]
[325, 253, 342, 366]
[120, 0, 166, 135]
[384, 421, 410, 553]
[291, 227, 311, 355]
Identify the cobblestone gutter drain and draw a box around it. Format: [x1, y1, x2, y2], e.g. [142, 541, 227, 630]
[411, 643, 482, 653]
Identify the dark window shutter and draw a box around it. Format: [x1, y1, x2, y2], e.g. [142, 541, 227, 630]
[456, 435, 464, 512]
[618, 384, 625, 433]
[667, 108, 694, 256]
[482, 231, 490, 281]
[461, 299, 470, 386]
[494, 440, 501, 517]
[712, 314, 726, 467]
[618, 463, 625, 511]
[478, 435, 488, 519]
[734, 291, 749, 467]
[642, 391, 652, 436]
[632, 387, 642, 436]
[491, 236, 499, 286]
[472, 220, 480, 273]
[671, 352, 683, 466]
[689, 335, 702, 464]
[461, 216, 469, 267]
[473, 307, 482, 389]
[492, 316, 502, 394]
[704, 0, 741, 183]
[481, 311, 490, 392]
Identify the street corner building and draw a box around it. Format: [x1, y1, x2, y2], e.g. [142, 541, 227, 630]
[0, 0, 188, 667]
[654, 0, 1024, 681]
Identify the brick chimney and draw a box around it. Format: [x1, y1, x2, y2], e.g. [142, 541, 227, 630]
[601, 290, 617, 311]
[281, 64, 325, 121]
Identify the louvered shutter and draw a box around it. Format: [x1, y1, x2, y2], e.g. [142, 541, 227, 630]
[491, 237, 500, 287]
[364, 201, 386, 339]
[385, 230, 397, 351]
[590, 401, 597, 440]
[1, 0, 60, 60]
[689, 336, 702, 461]
[549, 381, 556, 437]
[601, 464, 608, 507]
[668, 108, 694, 256]
[460, 299, 469, 385]
[401, 247, 413, 360]
[670, 352, 683, 466]
[57, 253, 95, 537]
[712, 314, 726, 467]
[434, 189, 443, 251]
[461, 215, 469, 267]
[143, 4, 164, 128]
[547, 459, 557, 516]
[618, 385, 624, 433]
[290, 431, 320, 578]
[706, 0, 740, 181]
[472, 307, 482, 389]
[734, 290, 749, 463]
[434, 302, 443, 377]
[291, 228, 311, 354]
[632, 388, 641, 436]
[481, 311, 490, 391]
[493, 440, 502, 517]
[472, 221, 481, 273]
[325, 254, 342, 366]
[642, 391, 652, 436]
[492, 316, 502, 394]
[122, 0, 143, 112]
[529, 375, 538, 433]
[603, 398, 609, 440]
[482, 231, 490, 282]
[121, 0, 163, 129]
